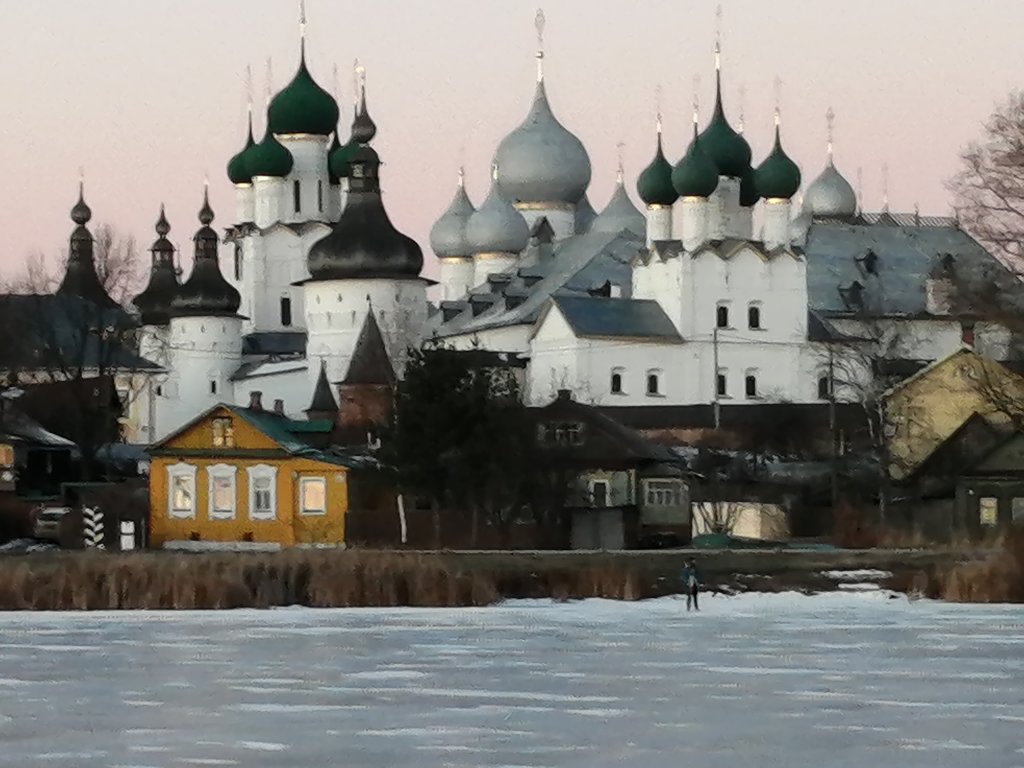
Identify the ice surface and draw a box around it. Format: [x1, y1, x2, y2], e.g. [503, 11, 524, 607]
[1, 591, 1023, 767]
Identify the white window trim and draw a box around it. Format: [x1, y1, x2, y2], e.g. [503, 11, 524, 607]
[246, 464, 278, 521]
[166, 462, 197, 519]
[207, 463, 238, 520]
[588, 478, 611, 507]
[644, 478, 682, 506]
[299, 476, 327, 516]
[610, 367, 626, 395]
[645, 368, 664, 397]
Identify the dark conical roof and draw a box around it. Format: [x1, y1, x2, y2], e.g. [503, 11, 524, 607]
[306, 360, 339, 417]
[132, 205, 181, 326]
[307, 84, 423, 281]
[341, 311, 395, 387]
[170, 189, 241, 317]
[58, 183, 118, 310]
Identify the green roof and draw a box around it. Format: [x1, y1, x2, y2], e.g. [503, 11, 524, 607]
[267, 50, 339, 137]
[671, 124, 719, 199]
[636, 133, 678, 206]
[227, 113, 256, 185]
[329, 137, 357, 180]
[247, 130, 294, 178]
[754, 125, 802, 200]
[698, 71, 751, 179]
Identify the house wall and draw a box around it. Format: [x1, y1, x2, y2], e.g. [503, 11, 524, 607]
[444, 324, 531, 355]
[691, 501, 790, 540]
[148, 410, 348, 549]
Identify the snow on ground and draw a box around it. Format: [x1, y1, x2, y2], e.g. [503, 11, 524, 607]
[1, 592, 1023, 767]
[820, 569, 895, 581]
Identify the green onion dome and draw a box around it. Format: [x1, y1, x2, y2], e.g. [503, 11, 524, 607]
[754, 124, 802, 200]
[267, 47, 339, 136]
[698, 70, 752, 179]
[637, 129, 678, 206]
[671, 123, 719, 199]
[329, 138, 356, 181]
[247, 129, 294, 178]
[739, 167, 760, 207]
[227, 112, 256, 185]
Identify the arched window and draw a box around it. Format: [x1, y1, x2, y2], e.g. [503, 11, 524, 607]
[280, 296, 292, 327]
[293, 180, 301, 213]
[748, 304, 761, 329]
[646, 370, 661, 396]
[818, 375, 831, 400]
[716, 304, 729, 329]
[745, 372, 758, 399]
[610, 369, 624, 395]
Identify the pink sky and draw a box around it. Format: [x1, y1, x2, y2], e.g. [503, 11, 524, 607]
[2, 0, 1022, 284]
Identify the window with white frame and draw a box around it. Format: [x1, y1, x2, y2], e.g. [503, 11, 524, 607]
[748, 303, 762, 329]
[166, 462, 197, 519]
[646, 369, 662, 396]
[246, 464, 277, 520]
[299, 476, 327, 515]
[716, 303, 730, 329]
[745, 370, 759, 399]
[716, 370, 728, 398]
[212, 417, 234, 448]
[610, 368, 625, 395]
[645, 479, 682, 506]
[207, 463, 238, 520]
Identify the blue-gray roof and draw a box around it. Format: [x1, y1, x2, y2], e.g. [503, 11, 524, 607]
[804, 215, 1021, 317]
[550, 295, 682, 342]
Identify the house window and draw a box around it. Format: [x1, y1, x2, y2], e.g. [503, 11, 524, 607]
[166, 463, 197, 519]
[646, 370, 662, 396]
[317, 180, 324, 212]
[293, 180, 301, 213]
[233, 244, 243, 280]
[610, 369, 624, 395]
[590, 480, 609, 508]
[540, 422, 584, 446]
[210, 380, 218, 395]
[645, 479, 682, 506]
[208, 464, 238, 520]
[716, 304, 729, 329]
[979, 496, 998, 527]
[818, 375, 831, 400]
[300, 477, 327, 515]
[212, 418, 234, 448]
[280, 296, 292, 327]
[748, 304, 761, 329]
[0, 443, 13, 467]
[716, 371, 727, 398]
[745, 373, 758, 399]
[1012, 498, 1024, 526]
[247, 464, 277, 521]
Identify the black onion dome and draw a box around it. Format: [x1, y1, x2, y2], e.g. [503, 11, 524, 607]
[307, 93, 422, 281]
[171, 189, 241, 317]
[133, 206, 181, 326]
[58, 183, 118, 309]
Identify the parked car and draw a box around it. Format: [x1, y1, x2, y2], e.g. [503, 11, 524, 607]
[32, 506, 71, 541]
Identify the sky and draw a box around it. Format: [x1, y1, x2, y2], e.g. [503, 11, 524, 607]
[2, 0, 1023, 284]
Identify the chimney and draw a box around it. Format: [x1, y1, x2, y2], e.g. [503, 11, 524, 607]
[273, 399, 285, 415]
[248, 391, 263, 411]
[556, 388, 572, 402]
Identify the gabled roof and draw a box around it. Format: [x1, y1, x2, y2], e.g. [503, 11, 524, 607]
[881, 346, 978, 399]
[0, 405, 77, 449]
[341, 312, 395, 387]
[543, 295, 683, 343]
[307, 361, 338, 414]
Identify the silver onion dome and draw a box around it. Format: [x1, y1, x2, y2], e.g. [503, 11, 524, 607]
[590, 176, 645, 236]
[465, 168, 530, 255]
[429, 170, 476, 258]
[494, 79, 592, 207]
[802, 160, 857, 218]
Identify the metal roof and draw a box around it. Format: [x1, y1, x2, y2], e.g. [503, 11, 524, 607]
[550, 295, 683, 342]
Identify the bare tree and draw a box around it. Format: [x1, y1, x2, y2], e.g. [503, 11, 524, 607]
[949, 91, 1024, 270]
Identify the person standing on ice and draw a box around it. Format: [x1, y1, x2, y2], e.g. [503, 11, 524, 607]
[682, 560, 700, 611]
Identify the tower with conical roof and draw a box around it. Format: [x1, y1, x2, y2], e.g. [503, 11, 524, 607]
[637, 108, 678, 246]
[431, 167, 477, 301]
[335, 310, 395, 446]
[672, 110, 719, 251]
[492, 10, 592, 241]
[57, 183, 117, 310]
[302, 68, 429, 391]
[160, 188, 245, 438]
[592, 154, 645, 238]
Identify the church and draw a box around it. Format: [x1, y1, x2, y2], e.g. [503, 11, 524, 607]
[48, 11, 1018, 443]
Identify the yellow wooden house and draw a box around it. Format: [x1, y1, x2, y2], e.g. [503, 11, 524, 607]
[884, 347, 1024, 480]
[148, 403, 352, 549]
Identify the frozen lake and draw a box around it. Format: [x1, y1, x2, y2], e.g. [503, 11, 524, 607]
[1, 591, 1023, 767]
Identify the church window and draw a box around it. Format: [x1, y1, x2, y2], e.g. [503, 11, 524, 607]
[716, 370, 728, 397]
[745, 372, 759, 399]
[293, 180, 301, 213]
[212, 418, 234, 448]
[646, 370, 662, 396]
[818, 375, 831, 400]
[233, 244, 243, 280]
[748, 304, 761, 329]
[155, 385, 163, 397]
[716, 304, 729, 329]
[280, 296, 292, 327]
[610, 369, 624, 395]
[209, 380, 218, 395]
[317, 180, 324, 212]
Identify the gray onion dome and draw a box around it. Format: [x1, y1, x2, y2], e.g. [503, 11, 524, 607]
[494, 79, 591, 206]
[591, 175, 645, 236]
[575, 194, 597, 234]
[429, 171, 476, 258]
[802, 160, 857, 218]
[465, 168, 530, 254]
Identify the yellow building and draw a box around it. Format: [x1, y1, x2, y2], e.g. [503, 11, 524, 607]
[148, 403, 352, 549]
[884, 348, 1024, 480]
